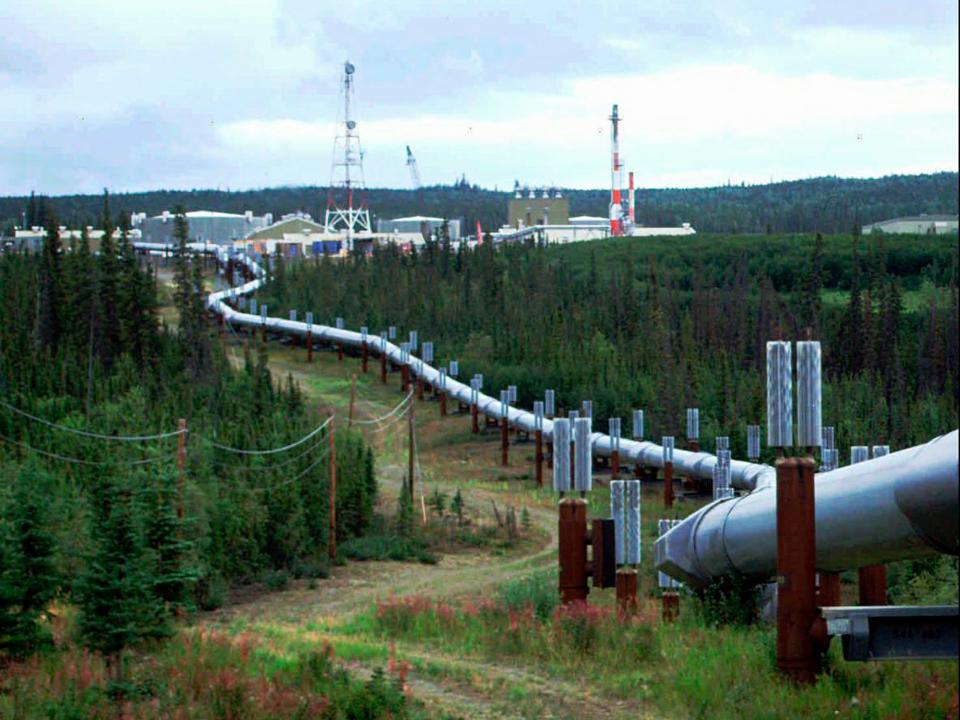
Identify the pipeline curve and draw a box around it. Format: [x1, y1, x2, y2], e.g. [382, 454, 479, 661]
[136, 241, 959, 588]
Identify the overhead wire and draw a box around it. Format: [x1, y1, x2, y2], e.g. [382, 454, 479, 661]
[206, 432, 329, 473]
[253, 444, 332, 493]
[351, 391, 414, 425]
[0, 398, 186, 442]
[0, 429, 178, 467]
[208, 416, 333, 456]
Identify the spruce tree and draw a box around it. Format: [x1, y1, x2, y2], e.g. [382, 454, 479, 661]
[37, 211, 63, 350]
[0, 463, 59, 659]
[96, 190, 121, 368]
[76, 477, 168, 679]
[142, 469, 195, 612]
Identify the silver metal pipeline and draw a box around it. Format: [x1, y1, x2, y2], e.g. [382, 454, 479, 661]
[655, 430, 959, 588]
[141, 242, 959, 586]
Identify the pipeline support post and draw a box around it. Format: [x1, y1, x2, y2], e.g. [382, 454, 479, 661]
[611, 450, 620, 481]
[471, 404, 479, 434]
[558, 498, 588, 604]
[306, 330, 313, 363]
[664, 461, 674, 509]
[776, 456, 821, 684]
[337, 343, 344, 362]
[535, 430, 544, 487]
[662, 592, 680, 623]
[858, 565, 888, 606]
[818, 573, 842, 607]
[500, 418, 509, 466]
[616, 569, 638, 616]
[361, 344, 368, 373]
[417, 377, 424, 401]
[439, 392, 447, 417]
[380, 350, 387, 384]
[401, 364, 410, 393]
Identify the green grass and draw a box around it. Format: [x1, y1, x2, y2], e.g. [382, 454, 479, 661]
[353, 574, 959, 720]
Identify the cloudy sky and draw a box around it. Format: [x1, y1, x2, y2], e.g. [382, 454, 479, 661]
[1, 0, 957, 195]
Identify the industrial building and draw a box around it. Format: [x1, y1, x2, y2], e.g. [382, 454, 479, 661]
[862, 214, 958, 235]
[376, 215, 461, 241]
[508, 187, 569, 227]
[10, 226, 139, 253]
[136, 210, 272, 245]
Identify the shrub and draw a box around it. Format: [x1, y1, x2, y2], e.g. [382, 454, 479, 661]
[696, 574, 759, 627]
[496, 570, 558, 622]
[337, 534, 437, 564]
[262, 569, 290, 592]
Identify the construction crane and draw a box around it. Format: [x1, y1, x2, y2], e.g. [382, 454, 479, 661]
[406, 145, 421, 190]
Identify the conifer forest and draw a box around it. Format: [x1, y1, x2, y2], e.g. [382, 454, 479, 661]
[1, 194, 958, 718]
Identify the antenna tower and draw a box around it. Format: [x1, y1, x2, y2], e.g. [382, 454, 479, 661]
[325, 60, 371, 249]
[406, 145, 421, 190]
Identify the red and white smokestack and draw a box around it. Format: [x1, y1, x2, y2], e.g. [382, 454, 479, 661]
[609, 104, 622, 237]
[628, 171, 635, 230]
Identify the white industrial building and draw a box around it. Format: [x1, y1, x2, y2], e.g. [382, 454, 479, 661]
[862, 214, 958, 235]
[136, 210, 272, 245]
[376, 215, 462, 241]
[492, 220, 695, 245]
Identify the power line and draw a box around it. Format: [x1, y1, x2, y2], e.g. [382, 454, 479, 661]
[208, 416, 333, 456]
[253, 445, 332, 492]
[0, 430, 177, 467]
[207, 433, 329, 473]
[0, 398, 186, 442]
[351, 391, 414, 425]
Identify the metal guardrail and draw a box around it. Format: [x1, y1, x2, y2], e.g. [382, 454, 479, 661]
[823, 605, 958, 661]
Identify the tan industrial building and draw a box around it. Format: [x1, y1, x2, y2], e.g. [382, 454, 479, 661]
[508, 188, 569, 228]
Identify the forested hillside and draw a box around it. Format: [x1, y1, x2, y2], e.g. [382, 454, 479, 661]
[1, 199, 376, 664]
[258, 232, 958, 462]
[4, 172, 957, 236]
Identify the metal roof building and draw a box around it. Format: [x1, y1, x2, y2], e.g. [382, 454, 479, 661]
[137, 210, 272, 245]
[862, 214, 958, 235]
[376, 215, 461, 240]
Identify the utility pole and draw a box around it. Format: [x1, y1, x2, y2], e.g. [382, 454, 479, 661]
[407, 402, 416, 499]
[348, 374, 357, 429]
[176, 418, 187, 520]
[329, 417, 337, 561]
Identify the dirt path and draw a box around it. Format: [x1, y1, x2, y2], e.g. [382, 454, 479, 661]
[206, 339, 657, 718]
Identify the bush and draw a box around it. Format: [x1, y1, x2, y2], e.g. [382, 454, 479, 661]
[696, 574, 759, 627]
[291, 557, 330, 580]
[194, 572, 228, 611]
[262, 569, 290, 592]
[337, 534, 437, 564]
[496, 570, 558, 622]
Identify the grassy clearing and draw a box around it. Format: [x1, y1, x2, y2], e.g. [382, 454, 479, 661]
[160, 329, 957, 718]
[348, 572, 959, 720]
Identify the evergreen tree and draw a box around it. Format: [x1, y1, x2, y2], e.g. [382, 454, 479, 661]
[76, 478, 168, 679]
[37, 211, 63, 350]
[0, 463, 59, 659]
[801, 232, 824, 335]
[142, 469, 195, 611]
[96, 190, 121, 368]
[837, 234, 864, 375]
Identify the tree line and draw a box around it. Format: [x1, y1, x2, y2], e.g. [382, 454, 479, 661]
[1, 201, 377, 675]
[258, 231, 958, 463]
[4, 172, 957, 238]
